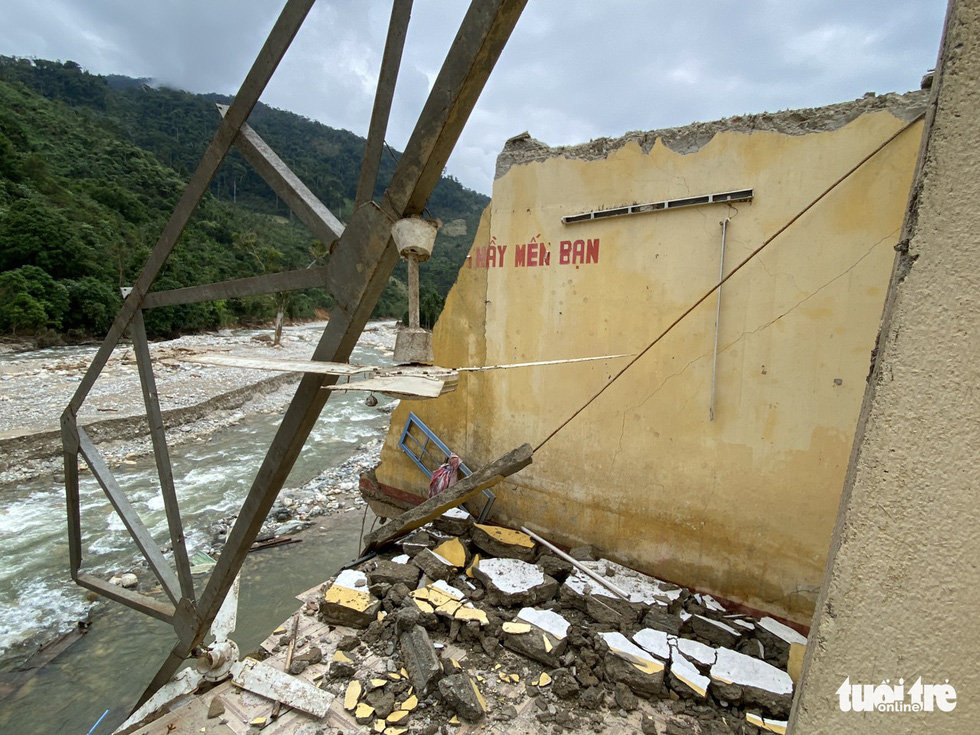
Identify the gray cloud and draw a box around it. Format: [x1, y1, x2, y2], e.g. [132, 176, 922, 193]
[0, 0, 948, 194]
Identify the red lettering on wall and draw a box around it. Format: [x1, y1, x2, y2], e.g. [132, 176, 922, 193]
[515, 243, 526, 267]
[559, 240, 572, 265]
[586, 238, 599, 264]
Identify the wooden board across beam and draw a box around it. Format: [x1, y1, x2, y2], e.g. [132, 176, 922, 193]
[328, 373, 458, 399]
[361, 443, 533, 553]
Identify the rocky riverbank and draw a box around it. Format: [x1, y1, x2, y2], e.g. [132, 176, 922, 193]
[0, 320, 398, 487]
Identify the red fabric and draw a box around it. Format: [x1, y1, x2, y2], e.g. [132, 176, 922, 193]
[429, 453, 461, 498]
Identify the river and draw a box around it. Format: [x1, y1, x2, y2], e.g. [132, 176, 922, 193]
[0, 325, 397, 733]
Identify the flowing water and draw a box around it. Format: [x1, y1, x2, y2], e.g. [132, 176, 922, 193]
[0, 327, 397, 733]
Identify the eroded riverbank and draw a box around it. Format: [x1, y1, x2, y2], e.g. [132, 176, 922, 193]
[0, 320, 400, 679]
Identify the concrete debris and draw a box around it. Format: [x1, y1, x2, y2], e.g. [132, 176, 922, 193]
[470, 523, 537, 562]
[365, 558, 421, 588]
[319, 569, 381, 629]
[438, 673, 487, 722]
[691, 614, 742, 648]
[599, 631, 666, 697]
[399, 625, 442, 696]
[471, 557, 558, 607]
[710, 647, 794, 717]
[432, 506, 474, 536]
[168, 518, 808, 735]
[502, 607, 570, 666]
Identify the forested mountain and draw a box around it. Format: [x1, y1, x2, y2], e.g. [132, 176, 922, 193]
[0, 57, 488, 341]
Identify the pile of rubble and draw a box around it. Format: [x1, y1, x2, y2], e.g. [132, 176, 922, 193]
[270, 510, 805, 735]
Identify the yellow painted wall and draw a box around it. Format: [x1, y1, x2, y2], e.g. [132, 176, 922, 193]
[377, 104, 924, 624]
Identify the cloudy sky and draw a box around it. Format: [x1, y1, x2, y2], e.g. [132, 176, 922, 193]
[0, 0, 948, 195]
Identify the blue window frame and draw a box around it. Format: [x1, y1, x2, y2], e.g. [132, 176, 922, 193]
[398, 412, 472, 478]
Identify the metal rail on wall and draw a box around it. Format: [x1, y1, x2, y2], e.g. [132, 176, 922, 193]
[58, 0, 528, 712]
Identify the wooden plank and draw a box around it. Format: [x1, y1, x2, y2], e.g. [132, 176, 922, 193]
[142, 265, 333, 309]
[361, 443, 532, 552]
[328, 373, 457, 399]
[458, 353, 632, 372]
[177, 353, 373, 376]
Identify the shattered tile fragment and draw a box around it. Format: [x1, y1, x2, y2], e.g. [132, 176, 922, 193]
[599, 631, 665, 697]
[344, 680, 362, 710]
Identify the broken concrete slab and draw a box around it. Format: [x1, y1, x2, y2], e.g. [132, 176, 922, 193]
[411, 547, 457, 581]
[710, 646, 794, 717]
[632, 628, 671, 662]
[641, 604, 684, 635]
[432, 506, 474, 536]
[690, 614, 742, 648]
[366, 558, 422, 588]
[598, 631, 666, 697]
[668, 650, 710, 700]
[320, 569, 381, 629]
[755, 616, 807, 668]
[471, 523, 537, 562]
[502, 607, 570, 666]
[673, 637, 717, 671]
[472, 557, 558, 607]
[431, 536, 467, 567]
[399, 624, 442, 696]
[747, 712, 788, 734]
[438, 672, 487, 722]
[562, 559, 682, 622]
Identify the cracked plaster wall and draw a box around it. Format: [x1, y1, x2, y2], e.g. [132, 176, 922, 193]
[378, 94, 925, 625]
[791, 0, 980, 730]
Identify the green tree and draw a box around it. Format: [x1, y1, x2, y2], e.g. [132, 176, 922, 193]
[0, 266, 70, 333]
[0, 198, 94, 279]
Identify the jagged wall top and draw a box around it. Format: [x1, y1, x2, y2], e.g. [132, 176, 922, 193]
[495, 90, 929, 180]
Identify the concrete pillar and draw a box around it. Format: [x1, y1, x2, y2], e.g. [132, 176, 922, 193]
[790, 1, 980, 731]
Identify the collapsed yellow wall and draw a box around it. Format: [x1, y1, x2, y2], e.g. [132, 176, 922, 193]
[378, 102, 924, 624]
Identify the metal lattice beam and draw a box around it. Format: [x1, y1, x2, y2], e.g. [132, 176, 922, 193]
[55, 0, 528, 713]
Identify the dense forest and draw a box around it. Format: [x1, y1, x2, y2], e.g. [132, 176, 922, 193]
[0, 57, 488, 342]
